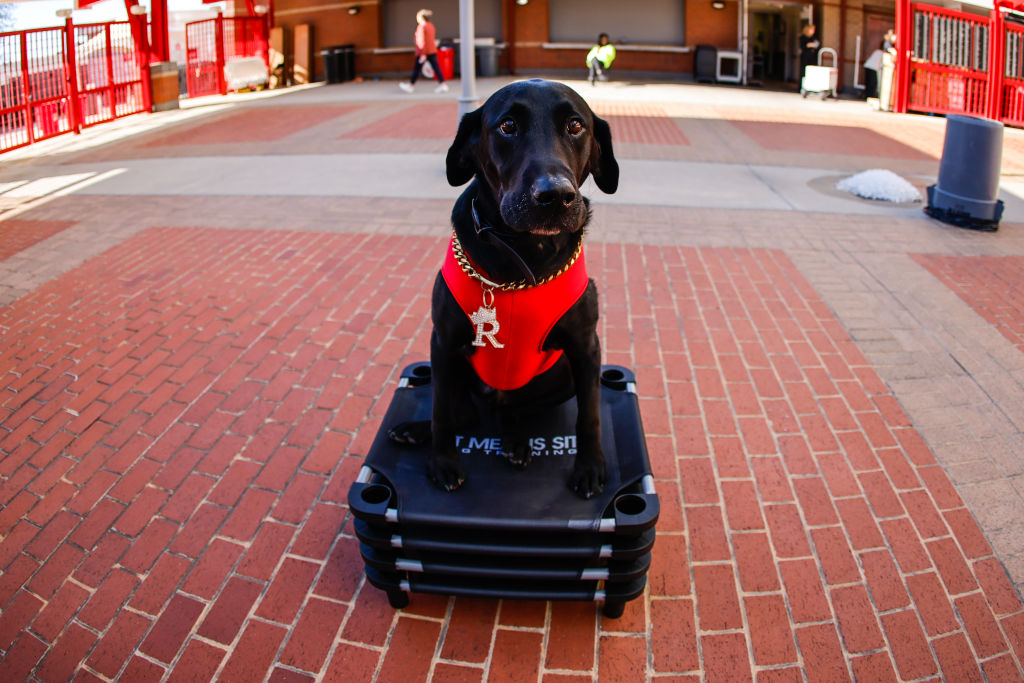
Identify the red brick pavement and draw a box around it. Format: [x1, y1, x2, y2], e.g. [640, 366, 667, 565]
[591, 103, 690, 146]
[726, 120, 935, 161]
[0, 220, 78, 262]
[341, 103, 459, 140]
[1, 224, 1023, 679]
[148, 106, 365, 146]
[602, 115, 690, 147]
[913, 254, 1024, 355]
[339, 101, 691, 147]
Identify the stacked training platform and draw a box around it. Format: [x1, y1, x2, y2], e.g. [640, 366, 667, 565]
[347, 363, 659, 618]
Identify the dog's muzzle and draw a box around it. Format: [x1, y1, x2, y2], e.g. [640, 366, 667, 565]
[500, 173, 584, 235]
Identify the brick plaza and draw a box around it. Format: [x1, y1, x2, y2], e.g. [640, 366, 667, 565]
[3, 77, 1024, 680]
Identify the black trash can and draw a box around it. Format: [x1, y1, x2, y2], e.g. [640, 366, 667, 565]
[450, 42, 461, 77]
[925, 114, 1005, 231]
[477, 44, 499, 77]
[337, 44, 355, 82]
[320, 48, 340, 84]
[694, 45, 717, 84]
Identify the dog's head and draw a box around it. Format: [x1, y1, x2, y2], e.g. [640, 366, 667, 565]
[446, 79, 618, 236]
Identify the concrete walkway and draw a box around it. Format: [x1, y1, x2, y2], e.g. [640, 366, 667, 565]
[4, 75, 1024, 681]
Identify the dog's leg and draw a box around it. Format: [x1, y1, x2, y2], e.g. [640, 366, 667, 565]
[497, 404, 532, 469]
[546, 282, 607, 499]
[563, 329, 606, 498]
[428, 327, 474, 492]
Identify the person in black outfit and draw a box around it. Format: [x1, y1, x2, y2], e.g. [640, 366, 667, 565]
[799, 24, 821, 82]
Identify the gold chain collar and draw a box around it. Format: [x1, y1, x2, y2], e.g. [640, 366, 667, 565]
[451, 230, 585, 292]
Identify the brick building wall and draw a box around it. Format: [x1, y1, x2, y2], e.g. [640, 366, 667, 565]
[259, 0, 751, 82]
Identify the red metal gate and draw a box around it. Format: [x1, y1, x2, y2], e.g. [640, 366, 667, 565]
[185, 17, 222, 98]
[907, 3, 991, 117]
[1000, 22, 1024, 125]
[186, 16, 268, 98]
[74, 21, 148, 128]
[0, 27, 73, 153]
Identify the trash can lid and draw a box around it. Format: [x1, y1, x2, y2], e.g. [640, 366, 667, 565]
[947, 114, 1004, 130]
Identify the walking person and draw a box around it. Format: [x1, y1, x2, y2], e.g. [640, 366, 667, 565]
[399, 9, 448, 93]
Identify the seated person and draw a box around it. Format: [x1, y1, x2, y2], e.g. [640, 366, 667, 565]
[586, 33, 616, 85]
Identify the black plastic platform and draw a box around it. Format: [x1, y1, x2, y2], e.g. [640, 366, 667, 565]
[347, 363, 659, 618]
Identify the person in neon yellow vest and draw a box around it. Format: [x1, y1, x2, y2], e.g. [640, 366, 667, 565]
[586, 33, 616, 85]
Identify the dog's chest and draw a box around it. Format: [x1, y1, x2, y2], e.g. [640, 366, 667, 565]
[440, 242, 588, 391]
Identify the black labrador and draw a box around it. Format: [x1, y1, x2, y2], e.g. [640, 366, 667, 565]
[390, 79, 618, 499]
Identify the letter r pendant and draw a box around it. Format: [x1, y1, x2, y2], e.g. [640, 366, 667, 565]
[471, 287, 504, 348]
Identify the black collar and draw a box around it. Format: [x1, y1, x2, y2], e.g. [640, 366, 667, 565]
[470, 198, 538, 287]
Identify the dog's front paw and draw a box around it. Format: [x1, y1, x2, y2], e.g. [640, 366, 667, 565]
[569, 459, 606, 499]
[502, 441, 532, 470]
[428, 456, 466, 492]
[388, 420, 432, 446]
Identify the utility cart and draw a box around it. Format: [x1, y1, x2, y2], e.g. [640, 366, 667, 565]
[801, 47, 838, 99]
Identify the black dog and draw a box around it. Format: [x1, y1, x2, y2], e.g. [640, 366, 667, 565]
[390, 79, 618, 499]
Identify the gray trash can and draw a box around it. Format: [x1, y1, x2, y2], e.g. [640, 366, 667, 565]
[694, 45, 717, 84]
[477, 45, 499, 77]
[925, 114, 1004, 231]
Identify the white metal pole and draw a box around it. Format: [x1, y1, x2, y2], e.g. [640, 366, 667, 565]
[458, 0, 478, 119]
[853, 34, 863, 89]
[740, 0, 748, 85]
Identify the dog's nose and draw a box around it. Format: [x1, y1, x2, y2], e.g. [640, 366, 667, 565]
[532, 176, 577, 208]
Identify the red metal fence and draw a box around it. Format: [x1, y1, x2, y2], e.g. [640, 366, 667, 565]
[185, 15, 268, 98]
[897, 0, 1024, 127]
[75, 21, 148, 128]
[907, 3, 990, 117]
[0, 27, 73, 152]
[1001, 22, 1024, 125]
[0, 19, 149, 154]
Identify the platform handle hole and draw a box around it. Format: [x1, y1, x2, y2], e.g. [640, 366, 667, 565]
[406, 363, 432, 386]
[361, 484, 392, 506]
[601, 368, 628, 390]
[615, 494, 646, 516]
[603, 368, 624, 382]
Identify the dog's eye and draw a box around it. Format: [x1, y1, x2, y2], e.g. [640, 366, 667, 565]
[498, 119, 517, 136]
[567, 118, 584, 135]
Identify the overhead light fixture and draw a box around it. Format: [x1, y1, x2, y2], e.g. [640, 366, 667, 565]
[348, 5, 360, 14]
[129, 4, 147, 14]
[254, 4, 268, 14]
[711, 0, 726, 8]
[516, 0, 529, 5]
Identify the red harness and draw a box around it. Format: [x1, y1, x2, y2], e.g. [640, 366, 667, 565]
[441, 237, 589, 391]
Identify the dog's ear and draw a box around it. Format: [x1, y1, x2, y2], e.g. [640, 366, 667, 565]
[446, 108, 483, 186]
[589, 115, 619, 194]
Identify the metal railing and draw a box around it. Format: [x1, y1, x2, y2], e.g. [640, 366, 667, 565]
[0, 19, 150, 154]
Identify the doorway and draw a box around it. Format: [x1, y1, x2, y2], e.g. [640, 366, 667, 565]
[863, 9, 894, 58]
[748, 1, 805, 86]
